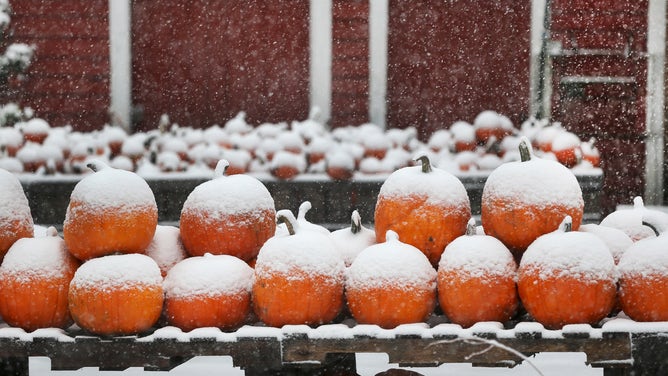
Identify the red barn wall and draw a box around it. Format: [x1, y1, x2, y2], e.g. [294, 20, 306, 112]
[386, 0, 532, 140]
[3, 0, 110, 131]
[130, 1, 310, 131]
[549, 0, 649, 213]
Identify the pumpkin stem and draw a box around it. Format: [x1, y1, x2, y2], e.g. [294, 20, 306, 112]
[350, 210, 362, 234]
[413, 152, 432, 173]
[385, 230, 400, 242]
[519, 137, 533, 162]
[86, 159, 109, 173]
[465, 218, 477, 236]
[214, 160, 230, 178]
[298, 201, 312, 220]
[633, 196, 645, 210]
[276, 209, 298, 236]
[558, 216, 572, 232]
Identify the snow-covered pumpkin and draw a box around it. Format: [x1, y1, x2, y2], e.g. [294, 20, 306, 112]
[551, 130, 581, 168]
[473, 110, 513, 145]
[600, 196, 667, 242]
[179, 160, 276, 262]
[579, 224, 633, 264]
[325, 149, 355, 181]
[0, 167, 33, 262]
[252, 210, 345, 327]
[144, 225, 188, 277]
[163, 254, 254, 331]
[269, 151, 306, 180]
[517, 218, 616, 329]
[481, 139, 584, 259]
[437, 220, 518, 328]
[346, 230, 436, 328]
[68, 253, 163, 335]
[374, 153, 471, 267]
[62, 160, 158, 261]
[617, 215, 668, 322]
[0, 227, 79, 331]
[331, 210, 376, 267]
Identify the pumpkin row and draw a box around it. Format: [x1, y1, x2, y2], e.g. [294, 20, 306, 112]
[0, 139, 666, 336]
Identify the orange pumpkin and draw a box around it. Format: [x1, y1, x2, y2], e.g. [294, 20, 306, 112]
[68, 253, 164, 335]
[473, 110, 513, 145]
[0, 227, 80, 331]
[438, 220, 518, 328]
[163, 254, 254, 331]
[0, 167, 34, 262]
[180, 160, 276, 261]
[618, 222, 668, 322]
[481, 139, 584, 259]
[518, 218, 616, 329]
[252, 210, 345, 327]
[346, 231, 436, 328]
[374, 153, 470, 267]
[551, 131, 581, 168]
[63, 160, 158, 261]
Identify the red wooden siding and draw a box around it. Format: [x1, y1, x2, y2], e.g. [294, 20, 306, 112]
[386, 0, 531, 140]
[550, 0, 648, 214]
[131, 1, 310, 131]
[2, 0, 110, 130]
[331, 0, 370, 128]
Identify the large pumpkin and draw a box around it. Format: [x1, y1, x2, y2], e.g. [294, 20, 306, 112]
[346, 230, 436, 328]
[180, 160, 276, 262]
[163, 254, 254, 331]
[0, 167, 34, 263]
[0, 227, 80, 331]
[481, 139, 584, 259]
[68, 253, 164, 335]
[517, 218, 616, 329]
[438, 220, 518, 328]
[252, 210, 345, 327]
[63, 160, 158, 261]
[374, 153, 470, 267]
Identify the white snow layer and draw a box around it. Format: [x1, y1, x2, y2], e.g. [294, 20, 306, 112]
[163, 254, 254, 298]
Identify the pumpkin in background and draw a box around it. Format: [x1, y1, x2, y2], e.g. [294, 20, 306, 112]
[0, 167, 34, 263]
[346, 230, 436, 328]
[68, 253, 163, 336]
[252, 210, 345, 327]
[63, 160, 158, 261]
[481, 138, 584, 259]
[163, 254, 254, 331]
[473, 110, 513, 145]
[180, 160, 276, 262]
[551, 130, 581, 168]
[374, 153, 470, 267]
[438, 219, 518, 328]
[617, 215, 668, 322]
[0, 227, 80, 331]
[518, 217, 616, 329]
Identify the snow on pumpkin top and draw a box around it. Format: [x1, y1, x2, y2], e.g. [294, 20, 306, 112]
[378, 159, 469, 207]
[181, 169, 274, 217]
[579, 224, 633, 264]
[618, 236, 668, 278]
[68, 161, 156, 210]
[145, 225, 187, 275]
[0, 168, 31, 220]
[331, 214, 376, 267]
[254, 226, 344, 281]
[0, 233, 75, 282]
[346, 231, 436, 291]
[519, 231, 616, 282]
[70, 253, 162, 290]
[482, 150, 583, 208]
[439, 233, 516, 281]
[163, 254, 254, 298]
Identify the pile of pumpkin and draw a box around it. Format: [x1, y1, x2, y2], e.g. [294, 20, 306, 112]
[0, 138, 665, 336]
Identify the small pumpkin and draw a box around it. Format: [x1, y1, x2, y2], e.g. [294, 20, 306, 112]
[481, 138, 584, 259]
[252, 210, 345, 327]
[517, 217, 616, 329]
[0, 167, 34, 262]
[163, 254, 254, 331]
[600, 196, 667, 242]
[63, 160, 158, 260]
[346, 230, 436, 328]
[68, 253, 164, 335]
[438, 219, 518, 327]
[473, 110, 513, 145]
[0, 227, 80, 331]
[180, 160, 276, 261]
[374, 152, 471, 267]
[331, 210, 376, 267]
[551, 130, 581, 168]
[145, 225, 188, 277]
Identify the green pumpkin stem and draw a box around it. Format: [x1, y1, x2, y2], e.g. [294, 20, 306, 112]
[519, 139, 532, 162]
